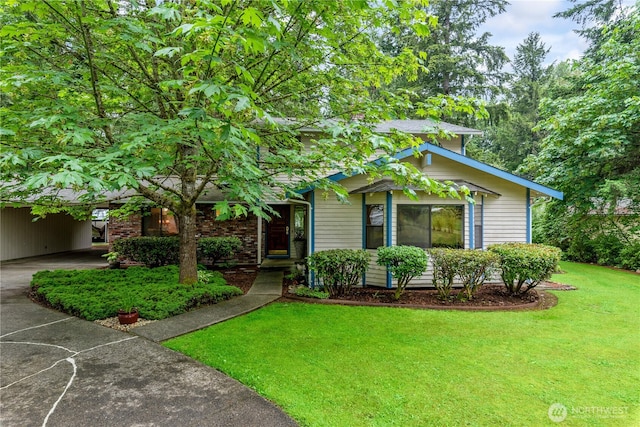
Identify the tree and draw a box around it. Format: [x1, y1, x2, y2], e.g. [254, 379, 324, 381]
[554, 0, 631, 54]
[0, 1, 477, 283]
[469, 32, 551, 172]
[378, 0, 509, 100]
[523, 8, 640, 247]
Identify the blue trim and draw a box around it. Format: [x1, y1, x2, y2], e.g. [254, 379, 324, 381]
[312, 141, 563, 200]
[361, 194, 367, 249]
[481, 195, 485, 249]
[468, 195, 474, 249]
[426, 153, 432, 166]
[310, 191, 316, 286]
[526, 188, 532, 243]
[362, 194, 367, 287]
[386, 191, 393, 289]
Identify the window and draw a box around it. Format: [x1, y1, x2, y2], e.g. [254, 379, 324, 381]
[365, 204, 384, 249]
[142, 208, 178, 236]
[397, 205, 463, 248]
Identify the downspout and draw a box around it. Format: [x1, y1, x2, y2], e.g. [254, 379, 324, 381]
[257, 217, 262, 265]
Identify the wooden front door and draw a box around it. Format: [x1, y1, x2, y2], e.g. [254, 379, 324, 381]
[267, 205, 290, 257]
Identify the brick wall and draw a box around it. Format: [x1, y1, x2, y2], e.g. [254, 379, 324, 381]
[108, 203, 259, 265]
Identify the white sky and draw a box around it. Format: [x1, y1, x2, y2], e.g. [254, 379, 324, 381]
[479, 0, 635, 67]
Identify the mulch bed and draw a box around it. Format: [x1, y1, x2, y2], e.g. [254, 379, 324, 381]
[220, 268, 258, 294]
[280, 280, 576, 311]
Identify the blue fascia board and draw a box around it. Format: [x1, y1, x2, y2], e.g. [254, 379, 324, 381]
[397, 142, 563, 199]
[298, 141, 563, 200]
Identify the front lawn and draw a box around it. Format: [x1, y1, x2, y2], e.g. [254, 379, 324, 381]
[165, 262, 640, 426]
[30, 265, 242, 320]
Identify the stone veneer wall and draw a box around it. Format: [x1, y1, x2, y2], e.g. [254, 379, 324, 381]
[108, 204, 259, 266]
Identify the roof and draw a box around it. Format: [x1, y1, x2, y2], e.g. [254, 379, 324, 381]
[271, 118, 483, 136]
[372, 120, 483, 136]
[349, 179, 500, 196]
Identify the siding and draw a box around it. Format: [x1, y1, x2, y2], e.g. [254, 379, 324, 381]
[310, 149, 529, 288]
[1, 207, 92, 261]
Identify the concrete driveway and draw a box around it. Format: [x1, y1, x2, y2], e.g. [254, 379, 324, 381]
[0, 251, 297, 427]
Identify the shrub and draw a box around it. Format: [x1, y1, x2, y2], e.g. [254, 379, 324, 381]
[30, 266, 242, 320]
[113, 236, 180, 267]
[307, 249, 370, 297]
[376, 246, 428, 300]
[294, 286, 329, 299]
[455, 250, 500, 300]
[489, 243, 562, 295]
[591, 233, 624, 266]
[619, 242, 640, 271]
[430, 248, 458, 300]
[197, 237, 243, 265]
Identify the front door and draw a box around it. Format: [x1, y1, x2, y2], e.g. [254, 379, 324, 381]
[267, 205, 290, 257]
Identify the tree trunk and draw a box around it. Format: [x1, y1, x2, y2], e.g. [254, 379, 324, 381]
[178, 205, 198, 284]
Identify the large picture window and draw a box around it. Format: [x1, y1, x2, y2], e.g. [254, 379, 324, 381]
[397, 205, 463, 248]
[142, 208, 178, 236]
[365, 204, 384, 249]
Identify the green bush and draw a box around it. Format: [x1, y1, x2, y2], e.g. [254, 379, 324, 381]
[30, 266, 242, 321]
[430, 249, 499, 300]
[455, 250, 500, 300]
[592, 233, 624, 266]
[197, 236, 243, 265]
[489, 243, 562, 295]
[430, 248, 458, 300]
[294, 285, 329, 299]
[620, 242, 640, 271]
[113, 237, 180, 267]
[307, 249, 370, 297]
[376, 246, 428, 300]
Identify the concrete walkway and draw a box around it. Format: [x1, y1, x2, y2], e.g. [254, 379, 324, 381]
[0, 251, 296, 427]
[134, 271, 283, 341]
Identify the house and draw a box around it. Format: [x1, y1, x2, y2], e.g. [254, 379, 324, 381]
[108, 119, 563, 287]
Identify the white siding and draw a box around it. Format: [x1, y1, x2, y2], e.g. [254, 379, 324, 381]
[1, 208, 92, 261]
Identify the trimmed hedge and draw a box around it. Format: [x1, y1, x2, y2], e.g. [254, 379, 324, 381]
[455, 250, 500, 300]
[430, 248, 499, 300]
[30, 266, 242, 321]
[307, 249, 370, 297]
[489, 243, 561, 295]
[113, 236, 243, 268]
[113, 236, 179, 267]
[430, 248, 458, 299]
[377, 246, 428, 300]
[197, 236, 243, 265]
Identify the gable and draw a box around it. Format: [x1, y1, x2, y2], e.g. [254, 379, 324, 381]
[322, 141, 563, 200]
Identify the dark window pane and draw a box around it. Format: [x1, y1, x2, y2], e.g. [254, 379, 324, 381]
[142, 208, 178, 236]
[431, 205, 463, 248]
[397, 205, 430, 248]
[365, 204, 384, 249]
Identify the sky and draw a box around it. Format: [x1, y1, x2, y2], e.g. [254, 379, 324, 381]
[479, 0, 634, 67]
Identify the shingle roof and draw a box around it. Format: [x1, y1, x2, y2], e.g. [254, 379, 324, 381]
[349, 178, 500, 196]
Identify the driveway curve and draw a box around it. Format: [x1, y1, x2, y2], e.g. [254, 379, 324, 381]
[0, 251, 297, 427]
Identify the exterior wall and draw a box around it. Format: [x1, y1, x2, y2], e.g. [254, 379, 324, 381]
[1, 207, 92, 261]
[310, 149, 530, 288]
[108, 203, 259, 265]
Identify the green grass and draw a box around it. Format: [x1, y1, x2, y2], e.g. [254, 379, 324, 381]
[31, 266, 242, 320]
[165, 262, 640, 426]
